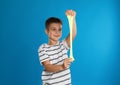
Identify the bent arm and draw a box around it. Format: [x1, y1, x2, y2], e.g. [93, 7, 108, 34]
[42, 58, 72, 72]
[42, 60, 64, 73]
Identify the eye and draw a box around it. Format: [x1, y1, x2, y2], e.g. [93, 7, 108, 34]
[51, 27, 56, 31]
[59, 28, 62, 31]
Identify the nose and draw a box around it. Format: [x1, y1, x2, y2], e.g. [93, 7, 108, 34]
[55, 30, 60, 34]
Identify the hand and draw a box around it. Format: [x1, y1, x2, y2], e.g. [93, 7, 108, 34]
[63, 58, 72, 69]
[66, 10, 76, 17]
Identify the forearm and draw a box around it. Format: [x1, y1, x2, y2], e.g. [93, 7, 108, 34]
[65, 17, 77, 47]
[72, 17, 77, 40]
[44, 64, 65, 73]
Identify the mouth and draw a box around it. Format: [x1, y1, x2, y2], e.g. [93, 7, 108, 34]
[54, 35, 60, 38]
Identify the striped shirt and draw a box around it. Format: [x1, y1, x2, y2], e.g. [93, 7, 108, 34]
[38, 40, 71, 85]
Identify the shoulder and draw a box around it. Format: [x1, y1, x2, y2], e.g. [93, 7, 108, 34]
[38, 43, 46, 53]
[59, 40, 69, 50]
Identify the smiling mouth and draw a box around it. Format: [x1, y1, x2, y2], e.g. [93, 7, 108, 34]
[54, 35, 60, 37]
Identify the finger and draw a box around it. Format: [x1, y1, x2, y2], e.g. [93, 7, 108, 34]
[67, 63, 70, 66]
[69, 58, 73, 62]
[67, 63, 71, 68]
[66, 10, 70, 15]
[66, 10, 72, 16]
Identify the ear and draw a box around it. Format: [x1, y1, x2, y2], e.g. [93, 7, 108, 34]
[45, 29, 48, 35]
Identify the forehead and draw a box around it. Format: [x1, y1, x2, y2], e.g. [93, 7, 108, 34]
[49, 23, 62, 28]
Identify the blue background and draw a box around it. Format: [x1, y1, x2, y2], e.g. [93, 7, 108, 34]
[0, 0, 120, 85]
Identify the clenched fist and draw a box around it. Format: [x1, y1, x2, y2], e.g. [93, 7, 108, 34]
[66, 10, 76, 17]
[63, 58, 73, 69]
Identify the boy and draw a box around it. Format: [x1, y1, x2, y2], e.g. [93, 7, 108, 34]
[38, 10, 77, 85]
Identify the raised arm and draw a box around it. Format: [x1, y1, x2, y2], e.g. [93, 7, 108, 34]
[65, 10, 77, 47]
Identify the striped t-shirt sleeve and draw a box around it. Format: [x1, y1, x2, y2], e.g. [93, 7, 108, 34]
[38, 44, 50, 64]
[62, 40, 70, 50]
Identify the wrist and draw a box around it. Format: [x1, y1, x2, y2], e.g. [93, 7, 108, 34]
[61, 64, 66, 70]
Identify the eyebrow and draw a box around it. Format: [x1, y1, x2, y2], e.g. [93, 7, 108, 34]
[50, 26, 62, 29]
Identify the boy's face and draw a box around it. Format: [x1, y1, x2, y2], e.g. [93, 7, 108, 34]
[46, 23, 62, 41]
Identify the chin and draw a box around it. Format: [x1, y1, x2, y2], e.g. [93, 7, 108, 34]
[53, 38, 59, 41]
[54, 39, 59, 41]
[51, 36, 60, 41]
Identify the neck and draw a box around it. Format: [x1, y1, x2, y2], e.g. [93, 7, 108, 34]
[48, 39, 58, 45]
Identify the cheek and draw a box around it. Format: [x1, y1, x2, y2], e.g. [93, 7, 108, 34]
[59, 32, 62, 36]
[48, 31, 54, 36]
[60, 32, 62, 35]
